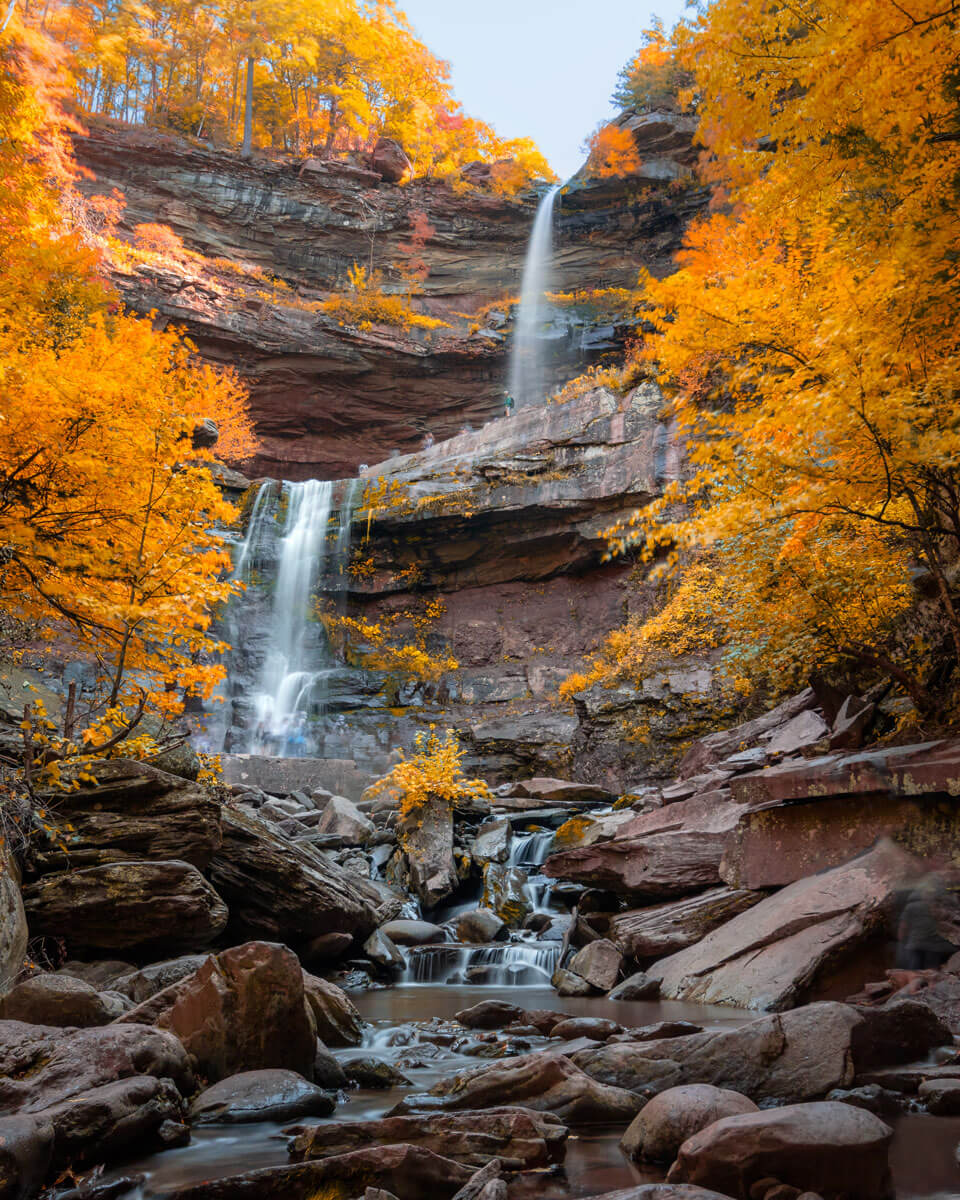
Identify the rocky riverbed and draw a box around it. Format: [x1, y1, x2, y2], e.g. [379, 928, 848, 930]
[5, 686, 960, 1200]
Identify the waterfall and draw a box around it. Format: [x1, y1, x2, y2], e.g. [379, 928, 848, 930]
[245, 479, 358, 756]
[401, 939, 561, 987]
[232, 480, 273, 584]
[508, 184, 562, 409]
[508, 828, 556, 911]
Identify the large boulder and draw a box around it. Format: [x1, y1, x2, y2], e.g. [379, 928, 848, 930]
[28, 759, 221, 872]
[568, 938, 623, 991]
[0, 1113, 54, 1199]
[651, 840, 925, 1010]
[510, 779, 615, 804]
[208, 808, 376, 945]
[117, 941, 317, 1082]
[109, 954, 210, 1003]
[399, 794, 458, 908]
[161, 1145, 474, 1200]
[481, 863, 532, 927]
[0, 1019, 193, 1113]
[454, 909, 507, 944]
[621, 1084, 758, 1163]
[370, 137, 412, 183]
[380, 919, 445, 946]
[302, 973, 364, 1046]
[22, 859, 228, 955]
[397, 1051, 644, 1125]
[544, 794, 747, 898]
[0, 973, 127, 1026]
[288, 1107, 566, 1169]
[610, 888, 763, 961]
[0, 845, 27, 993]
[571, 1001, 949, 1104]
[315, 795, 374, 844]
[41, 1074, 187, 1169]
[455, 1000, 525, 1029]
[667, 1101, 894, 1200]
[472, 819, 511, 865]
[190, 1069, 335, 1124]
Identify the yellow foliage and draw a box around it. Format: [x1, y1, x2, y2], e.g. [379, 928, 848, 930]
[369, 727, 490, 825]
[319, 264, 450, 332]
[38, 0, 555, 190]
[322, 597, 457, 684]
[597, 0, 960, 715]
[0, 33, 257, 734]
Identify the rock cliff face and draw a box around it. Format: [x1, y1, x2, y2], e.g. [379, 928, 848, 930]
[72, 118, 705, 478]
[214, 385, 694, 785]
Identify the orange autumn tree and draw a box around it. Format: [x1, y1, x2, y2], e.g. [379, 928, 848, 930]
[581, 1, 960, 715]
[38, 0, 554, 190]
[583, 122, 642, 180]
[0, 26, 257, 763]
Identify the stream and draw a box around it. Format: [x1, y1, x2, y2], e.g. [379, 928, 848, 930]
[109, 985, 960, 1200]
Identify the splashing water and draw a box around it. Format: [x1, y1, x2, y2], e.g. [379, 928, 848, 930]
[401, 939, 561, 987]
[247, 479, 359, 755]
[508, 184, 562, 409]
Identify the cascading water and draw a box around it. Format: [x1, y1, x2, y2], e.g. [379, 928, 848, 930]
[508, 827, 557, 911]
[401, 940, 561, 987]
[508, 184, 562, 409]
[400, 825, 560, 987]
[245, 479, 359, 756]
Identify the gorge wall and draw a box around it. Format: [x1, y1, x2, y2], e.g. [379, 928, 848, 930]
[73, 115, 705, 479]
[72, 116, 716, 788]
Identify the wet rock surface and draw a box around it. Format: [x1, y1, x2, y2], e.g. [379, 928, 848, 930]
[22, 859, 228, 956]
[288, 1106, 566, 1169]
[117, 942, 317, 1082]
[620, 1084, 758, 1163]
[398, 1050, 645, 1124]
[667, 1101, 894, 1200]
[190, 1069, 335, 1124]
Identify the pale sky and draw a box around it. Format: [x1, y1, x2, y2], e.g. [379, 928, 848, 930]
[400, 0, 691, 180]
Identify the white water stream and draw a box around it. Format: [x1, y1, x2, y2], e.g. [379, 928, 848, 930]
[246, 479, 359, 755]
[508, 184, 562, 408]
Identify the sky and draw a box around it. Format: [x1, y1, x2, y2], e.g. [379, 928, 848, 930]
[399, 0, 690, 181]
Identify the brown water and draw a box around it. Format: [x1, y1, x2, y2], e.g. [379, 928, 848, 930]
[108, 985, 960, 1199]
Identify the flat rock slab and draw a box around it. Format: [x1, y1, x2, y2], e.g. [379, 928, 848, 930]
[222, 756, 374, 802]
[731, 738, 960, 807]
[22, 860, 228, 956]
[396, 1051, 644, 1126]
[544, 794, 747, 898]
[572, 1001, 948, 1105]
[162, 1144, 474, 1200]
[610, 888, 763, 960]
[287, 1107, 567, 1169]
[29, 758, 221, 872]
[651, 840, 923, 1010]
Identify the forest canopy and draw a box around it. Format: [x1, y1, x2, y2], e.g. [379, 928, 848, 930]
[35, 0, 554, 189]
[569, 0, 960, 721]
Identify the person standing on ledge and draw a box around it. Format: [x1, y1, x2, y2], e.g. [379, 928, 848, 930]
[503, 392, 515, 417]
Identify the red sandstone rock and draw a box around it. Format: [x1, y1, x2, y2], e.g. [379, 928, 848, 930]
[653, 840, 926, 1010]
[667, 1101, 894, 1200]
[117, 941, 317, 1082]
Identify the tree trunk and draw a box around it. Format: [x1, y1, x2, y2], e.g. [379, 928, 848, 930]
[241, 55, 254, 158]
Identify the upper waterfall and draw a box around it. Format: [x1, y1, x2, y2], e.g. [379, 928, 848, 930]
[508, 184, 562, 409]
